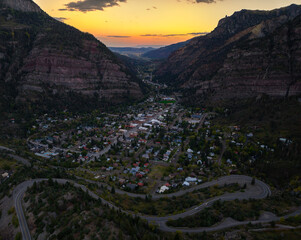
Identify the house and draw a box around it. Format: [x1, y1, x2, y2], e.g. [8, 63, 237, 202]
[130, 167, 140, 175]
[182, 181, 190, 187]
[188, 119, 199, 124]
[247, 133, 254, 138]
[136, 173, 143, 178]
[187, 149, 194, 154]
[139, 127, 148, 131]
[159, 185, 169, 193]
[279, 138, 292, 144]
[119, 129, 128, 134]
[185, 177, 197, 182]
[191, 114, 202, 119]
[119, 178, 126, 185]
[2, 172, 9, 178]
[227, 159, 233, 165]
[139, 139, 147, 144]
[151, 119, 162, 125]
[130, 132, 138, 138]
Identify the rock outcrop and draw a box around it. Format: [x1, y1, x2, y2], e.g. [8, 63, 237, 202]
[156, 4, 301, 102]
[1, 0, 42, 13]
[0, 0, 144, 111]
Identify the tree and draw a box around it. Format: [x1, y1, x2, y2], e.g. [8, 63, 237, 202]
[111, 186, 115, 194]
[3, 164, 11, 171]
[14, 232, 22, 240]
[48, 178, 54, 186]
[118, 230, 124, 240]
[251, 177, 255, 185]
[174, 232, 183, 240]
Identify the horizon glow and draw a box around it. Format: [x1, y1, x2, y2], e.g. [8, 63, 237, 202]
[34, 0, 300, 47]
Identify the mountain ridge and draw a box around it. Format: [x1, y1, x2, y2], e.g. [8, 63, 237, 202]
[156, 4, 301, 103]
[0, 0, 145, 113]
[142, 40, 192, 60]
[1, 0, 42, 13]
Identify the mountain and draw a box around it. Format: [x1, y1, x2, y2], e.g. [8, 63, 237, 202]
[156, 4, 301, 103]
[109, 47, 155, 59]
[0, 0, 42, 13]
[142, 39, 191, 60]
[114, 53, 150, 76]
[0, 0, 144, 113]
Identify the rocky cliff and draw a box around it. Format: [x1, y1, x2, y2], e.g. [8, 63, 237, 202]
[1, 0, 42, 13]
[0, 0, 144, 112]
[156, 4, 301, 102]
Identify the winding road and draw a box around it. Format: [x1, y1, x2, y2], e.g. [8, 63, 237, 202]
[11, 174, 276, 239]
[1, 145, 299, 238]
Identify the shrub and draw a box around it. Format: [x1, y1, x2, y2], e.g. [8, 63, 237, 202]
[12, 214, 19, 228]
[14, 232, 21, 240]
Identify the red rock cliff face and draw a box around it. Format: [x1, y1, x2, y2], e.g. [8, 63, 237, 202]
[0, 0, 144, 109]
[18, 40, 143, 103]
[193, 16, 301, 101]
[156, 5, 301, 102]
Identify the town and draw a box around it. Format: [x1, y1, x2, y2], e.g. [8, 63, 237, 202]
[13, 94, 288, 197]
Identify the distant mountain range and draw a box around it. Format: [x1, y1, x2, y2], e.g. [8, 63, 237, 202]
[0, 0, 145, 113]
[155, 4, 301, 103]
[141, 40, 192, 60]
[110, 40, 193, 60]
[109, 47, 156, 59]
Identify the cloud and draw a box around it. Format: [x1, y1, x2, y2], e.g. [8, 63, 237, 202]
[60, 0, 220, 12]
[188, 32, 208, 35]
[140, 32, 208, 38]
[195, 0, 216, 3]
[61, 0, 127, 12]
[54, 17, 69, 22]
[186, 0, 220, 3]
[107, 35, 131, 38]
[146, 6, 157, 11]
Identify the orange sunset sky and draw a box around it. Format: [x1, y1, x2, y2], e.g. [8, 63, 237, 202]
[34, 0, 300, 47]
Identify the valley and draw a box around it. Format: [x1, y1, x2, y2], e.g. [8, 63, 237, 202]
[0, 1, 301, 240]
